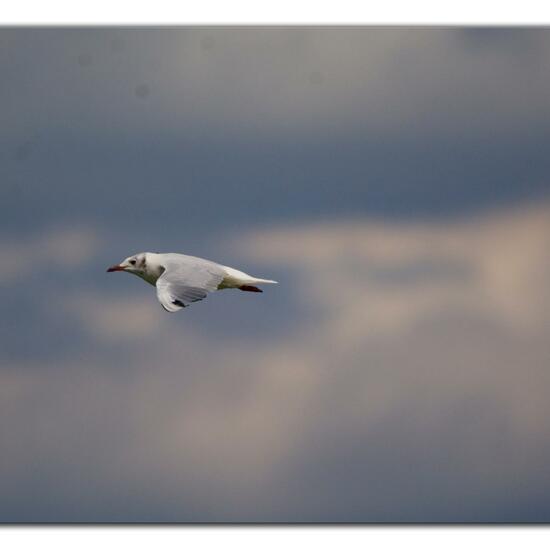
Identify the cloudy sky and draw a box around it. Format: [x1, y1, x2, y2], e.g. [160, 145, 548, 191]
[1, 27, 550, 522]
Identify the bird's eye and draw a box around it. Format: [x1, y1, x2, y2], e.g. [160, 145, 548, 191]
[129, 259, 136, 266]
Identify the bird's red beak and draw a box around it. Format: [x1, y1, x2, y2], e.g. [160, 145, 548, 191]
[107, 264, 126, 272]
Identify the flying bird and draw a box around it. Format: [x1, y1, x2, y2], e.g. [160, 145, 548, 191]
[107, 252, 277, 312]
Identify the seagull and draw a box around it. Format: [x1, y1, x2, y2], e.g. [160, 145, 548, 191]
[107, 252, 277, 312]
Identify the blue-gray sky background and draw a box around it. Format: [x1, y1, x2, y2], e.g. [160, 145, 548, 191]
[1, 27, 550, 522]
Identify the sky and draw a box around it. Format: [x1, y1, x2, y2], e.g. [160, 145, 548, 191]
[1, 27, 550, 522]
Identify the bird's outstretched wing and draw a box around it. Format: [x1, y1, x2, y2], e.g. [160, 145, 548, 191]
[155, 255, 226, 312]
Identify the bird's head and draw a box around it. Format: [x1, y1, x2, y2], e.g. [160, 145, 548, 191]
[107, 253, 147, 276]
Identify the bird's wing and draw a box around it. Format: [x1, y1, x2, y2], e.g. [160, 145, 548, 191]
[155, 255, 226, 312]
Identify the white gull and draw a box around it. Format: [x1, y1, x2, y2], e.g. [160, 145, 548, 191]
[107, 252, 277, 312]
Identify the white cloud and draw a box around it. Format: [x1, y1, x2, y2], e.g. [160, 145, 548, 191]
[64, 293, 166, 341]
[239, 202, 550, 337]
[1, 202, 550, 520]
[0, 227, 99, 283]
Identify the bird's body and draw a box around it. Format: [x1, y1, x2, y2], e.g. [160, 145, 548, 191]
[107, 252, 277, 312]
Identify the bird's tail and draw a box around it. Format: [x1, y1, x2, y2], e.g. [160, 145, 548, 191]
[221, 266, 278, 291]
[238, 277, 277, 293]
[249, 277, 278, 285]
[239, 277, 277, 292]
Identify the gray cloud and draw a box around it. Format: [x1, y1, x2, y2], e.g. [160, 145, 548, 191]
[1, 202, 549, 521]
[3, 28, 550, 145]
[2, 27, 550, 522]
[3, 28, 550, 251]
